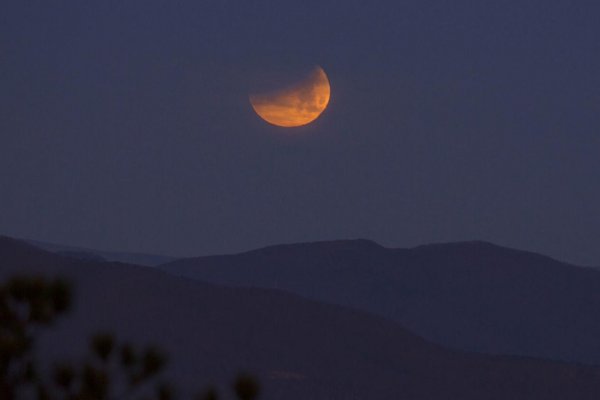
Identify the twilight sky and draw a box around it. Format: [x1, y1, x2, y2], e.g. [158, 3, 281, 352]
[1, 1, 599, 265]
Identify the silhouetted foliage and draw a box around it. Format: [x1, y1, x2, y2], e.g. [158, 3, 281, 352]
[233, 374, 260, 400]
[0, 275, 260, 400]
[0, 276, 72, 399]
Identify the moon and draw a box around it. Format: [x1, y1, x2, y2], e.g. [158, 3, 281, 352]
[249, 66, 331, 128]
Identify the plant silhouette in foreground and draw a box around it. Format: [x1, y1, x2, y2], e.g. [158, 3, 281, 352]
[0, 275, 259, 400]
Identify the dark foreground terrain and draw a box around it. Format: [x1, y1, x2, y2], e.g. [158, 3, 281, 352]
[2, 235, 600, 399]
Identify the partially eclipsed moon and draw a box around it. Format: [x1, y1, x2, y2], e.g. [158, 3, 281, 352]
[250, 66, 331, 127]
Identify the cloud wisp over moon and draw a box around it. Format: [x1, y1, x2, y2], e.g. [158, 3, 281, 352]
[249, 66, 331, 128]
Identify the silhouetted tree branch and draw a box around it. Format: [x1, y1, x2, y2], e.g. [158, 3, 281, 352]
[0, 275, 259, 400]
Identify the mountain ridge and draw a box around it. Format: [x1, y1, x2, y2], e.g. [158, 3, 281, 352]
[2, 234, 600, 399]
[179, 238, 591, 271]
[161, 238, 600, 365]
[20, 236, 177, 266]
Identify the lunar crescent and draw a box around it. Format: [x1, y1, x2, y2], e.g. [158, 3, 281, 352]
[249, 66, 331, 128]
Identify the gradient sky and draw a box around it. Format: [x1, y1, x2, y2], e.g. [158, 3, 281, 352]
[1, 1, 599, 265]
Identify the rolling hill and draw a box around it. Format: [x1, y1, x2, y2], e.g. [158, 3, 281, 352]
[161, 239, 600, 365]
[26, 238, 176, 266]
[2, 235, 600, 398]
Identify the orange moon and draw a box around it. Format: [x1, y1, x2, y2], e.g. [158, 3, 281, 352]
[249, 66, 331, 127]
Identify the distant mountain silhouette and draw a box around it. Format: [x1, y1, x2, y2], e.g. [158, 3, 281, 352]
[1, 234, 599, 399]
[26, 238, 176, 266]
[161, 239, 600, 366]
